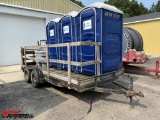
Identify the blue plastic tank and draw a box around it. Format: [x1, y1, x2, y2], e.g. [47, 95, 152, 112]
[59, 11, 78, 70]
[76, 2, 123, 75]
[46, 18, 60, 68]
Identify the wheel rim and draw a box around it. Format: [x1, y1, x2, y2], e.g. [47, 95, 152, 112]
[31, 73, 36, 86]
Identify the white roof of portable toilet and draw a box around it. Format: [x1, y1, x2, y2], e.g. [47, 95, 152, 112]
[67, 11, 79, 17]
[88, 2, 123, 14]
[51, 18, 61, 23]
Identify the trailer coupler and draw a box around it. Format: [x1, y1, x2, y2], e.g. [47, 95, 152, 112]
[93, 75, 144, 109]
[92, 87, 144, 109]
[125, 90, 144, 97]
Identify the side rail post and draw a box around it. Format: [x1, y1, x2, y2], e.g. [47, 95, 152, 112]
[67, 43, 71, 89]
[95, 45, 101, 87]
[24, 47, 26, 67]
[46, 44, 50, 80]
[21, 47, 24, 70]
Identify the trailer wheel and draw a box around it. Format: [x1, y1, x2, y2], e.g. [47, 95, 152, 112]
[24, 68, 31, 83]
[31, 70, 41, 88]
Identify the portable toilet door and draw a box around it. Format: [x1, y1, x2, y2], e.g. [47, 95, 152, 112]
[100, 7, 123, 73]
[60, 15, 76, 70]
[88, 2, 123, 74]
[77, 3, 123, 75]
[46, 20, 59, 68]
[77, 7, 98, 75]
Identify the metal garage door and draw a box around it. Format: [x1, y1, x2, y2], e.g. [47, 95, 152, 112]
[0, 13, 45, 66]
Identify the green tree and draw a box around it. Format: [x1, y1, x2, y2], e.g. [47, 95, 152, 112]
[70, 0, 85, 8]
[156, 0, 160, 12]
[149, 0, 160, 13]
[139, 3, 149, 14]
[104, 0, 149, 18]
[149, 3, 156, 13]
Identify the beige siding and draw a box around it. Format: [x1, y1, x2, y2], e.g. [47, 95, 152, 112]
[0, 0, 82, 14]
[124, 20, 160, 55]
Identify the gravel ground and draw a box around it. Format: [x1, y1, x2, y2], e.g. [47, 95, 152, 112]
[0, 61, 160, 120]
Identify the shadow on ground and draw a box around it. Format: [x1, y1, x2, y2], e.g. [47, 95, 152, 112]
[0, 81, 67, 117]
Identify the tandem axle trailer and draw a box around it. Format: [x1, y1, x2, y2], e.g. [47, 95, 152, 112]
[21, 41, 144, 108]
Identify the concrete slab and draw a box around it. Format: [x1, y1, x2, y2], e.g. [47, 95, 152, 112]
[0, 65, 23, 83]
[0, 65, 21, 73]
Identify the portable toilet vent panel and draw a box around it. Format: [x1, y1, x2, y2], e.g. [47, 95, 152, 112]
[60, 11, 78, 70]
[77, 2, 123, 75]
[46, 18, 60, 68]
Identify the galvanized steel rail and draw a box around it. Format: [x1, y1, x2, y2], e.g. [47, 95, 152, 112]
[23, 41, 101, 89]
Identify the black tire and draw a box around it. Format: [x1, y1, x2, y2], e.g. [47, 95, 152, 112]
[24, 68, 31, 83]
[31, 70, 41, 88]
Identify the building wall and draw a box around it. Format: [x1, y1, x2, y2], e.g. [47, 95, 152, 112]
[0, 3, 63, 66]
[0, 3, 63, 25]
[124, 20, 160, 55]
[0, 0, 82, 14]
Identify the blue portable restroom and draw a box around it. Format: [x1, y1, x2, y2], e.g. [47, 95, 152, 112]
[59, 11, 78, 70]
[76, 2, 123, 75]
[46, 18, 61, 68]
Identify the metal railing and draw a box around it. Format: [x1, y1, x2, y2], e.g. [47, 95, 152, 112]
[24, 41, 101, 89]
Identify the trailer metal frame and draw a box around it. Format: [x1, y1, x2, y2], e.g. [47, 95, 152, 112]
[21, 41, 144, 108]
